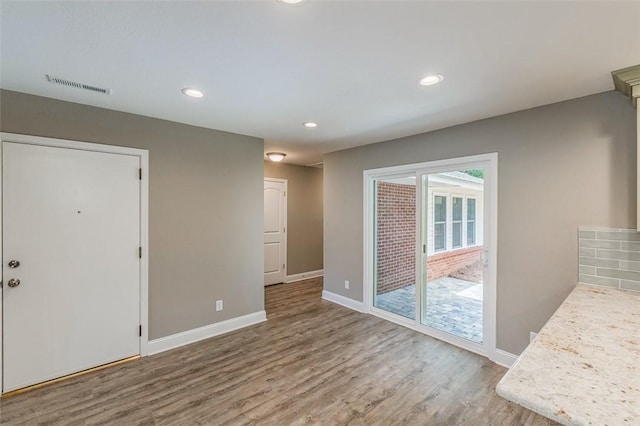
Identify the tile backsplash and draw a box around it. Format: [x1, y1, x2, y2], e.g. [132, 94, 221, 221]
[579, 227, 640, 292]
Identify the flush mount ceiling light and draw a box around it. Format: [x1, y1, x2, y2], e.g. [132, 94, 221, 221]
[303, 122, 318, 128]
[266, 152, 287, 162]
[181, 88, 204, 98]
[279, 0, 304, 3]
[419, 74, 444, 86]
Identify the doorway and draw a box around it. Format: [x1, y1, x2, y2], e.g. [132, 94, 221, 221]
[364, 154, 497, 359]
[264, 178, 287, 285]
[1, 133, 149, 393]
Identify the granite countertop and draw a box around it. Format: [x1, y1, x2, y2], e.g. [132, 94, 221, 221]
[496, 283, 640, 425]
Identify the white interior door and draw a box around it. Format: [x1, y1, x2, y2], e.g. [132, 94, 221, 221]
[2, 142, 141, 392]
[264, 179, 287, 285]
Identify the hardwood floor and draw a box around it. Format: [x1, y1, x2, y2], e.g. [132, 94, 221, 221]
[0, 278, 555, 425]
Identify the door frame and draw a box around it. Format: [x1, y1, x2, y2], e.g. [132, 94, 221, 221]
[263, 177, 288, 284]
[0, 132, 150, 391]
[362, 153, 498, 363]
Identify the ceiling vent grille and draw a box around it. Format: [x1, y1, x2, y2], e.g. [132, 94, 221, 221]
[45, 75, 112, 95]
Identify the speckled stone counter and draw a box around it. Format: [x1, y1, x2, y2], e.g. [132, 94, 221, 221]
[496, 283, 640, 425]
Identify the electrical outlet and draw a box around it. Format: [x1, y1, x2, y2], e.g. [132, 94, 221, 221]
[344, 280, 350, 290]
[216, 300, 223, 312]
[530, 331, 537, 342]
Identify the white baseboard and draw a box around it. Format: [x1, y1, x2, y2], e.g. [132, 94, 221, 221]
[146, 310, 267, 356]
[322, 290, 365, 313]
[285, 269, 323, 283]
[492, 349, 518, 368]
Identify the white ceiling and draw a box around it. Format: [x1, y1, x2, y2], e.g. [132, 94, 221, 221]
[1, 1, 639, 165]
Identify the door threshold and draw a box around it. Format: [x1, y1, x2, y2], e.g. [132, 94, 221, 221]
[2, 355, 140, 398]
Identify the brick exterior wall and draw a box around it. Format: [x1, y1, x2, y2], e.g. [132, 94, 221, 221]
[376, 182, 416, 295]
[426, 246, 483, 281]
[375, 182, 483, 295]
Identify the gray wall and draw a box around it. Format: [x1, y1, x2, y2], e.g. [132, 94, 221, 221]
[264, 162, 323, 275]
[324, 91, 637, 355]
[1, 90, 264, 340]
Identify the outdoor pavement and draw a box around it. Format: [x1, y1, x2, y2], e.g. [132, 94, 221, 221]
[375, 276, 483, 343]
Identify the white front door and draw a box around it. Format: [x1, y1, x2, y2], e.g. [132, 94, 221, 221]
[264, 179, 287, 285]
[2, 142, 141, 392]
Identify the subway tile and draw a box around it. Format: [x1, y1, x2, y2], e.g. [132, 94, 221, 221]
[596, 231, 640, 241]
[578, 230, 597, 239]
[579, 265, 596, 275]
[609, 228, 640, 234]
[620, 241, 640, 251]
[580, 226, 624, 232]
[577, 227, 640, 290]
[580, 240, 620, 249]
[597, 268, 640, 281]
[578, 256, 595, 266]
[620, 280, 640, 292]
[579, 274, 619, 288]
[619, 260, 640, 272]
[579, 248, 596, 258]
[596, 249, 640, 261]
[578, 257, 619, 268]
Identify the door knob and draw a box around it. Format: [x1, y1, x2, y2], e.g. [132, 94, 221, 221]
[8, 260, 20, 269]
[7, 279, 20, 288]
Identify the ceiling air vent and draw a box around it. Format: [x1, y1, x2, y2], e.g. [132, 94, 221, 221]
[45, 74, 112, 95]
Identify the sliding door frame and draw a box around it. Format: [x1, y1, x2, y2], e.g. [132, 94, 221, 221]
[363, 153, 498, 362]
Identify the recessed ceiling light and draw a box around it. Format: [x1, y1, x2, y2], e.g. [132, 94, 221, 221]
[280, 0, 304, 3]
[182, 88, 204, 98]
[419, 74, 444, 86]
[303, 122, 317, 128]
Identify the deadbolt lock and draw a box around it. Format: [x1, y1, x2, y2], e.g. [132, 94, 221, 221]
[8, 260, 20, 269]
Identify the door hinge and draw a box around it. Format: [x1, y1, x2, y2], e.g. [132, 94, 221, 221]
[423, 244, 426, 254]
[139, 325, 142, 337]
[283, 264, 285, 269]
[283, 191, 286, 197]
[283, 227, 286, 233]
[139, 247, 142, 258]
[139, 168, 142, 180]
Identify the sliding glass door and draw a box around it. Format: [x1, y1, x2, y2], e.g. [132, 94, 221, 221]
[366, 155, 495, 357]
[420, 170, 485, 344]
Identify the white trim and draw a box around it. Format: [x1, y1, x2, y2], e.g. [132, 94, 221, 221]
[0, 139, 3, 390]
[0, 132, 151, 388]
[363, 153, 499, 362]
[139, 148, 150, 356]
[147, 311, 267, 355]
[365, 153, 498, 176]
[0, 132, 146, 156]
[285, 269, 323, 283]
[322, 290, 366, 313]
[484, 153, 499, 363]
[264, 177, 288, 285]
[492, 349, 518, 368]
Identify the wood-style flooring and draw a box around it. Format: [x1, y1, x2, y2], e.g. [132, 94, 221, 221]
[0, 278, 556, 425]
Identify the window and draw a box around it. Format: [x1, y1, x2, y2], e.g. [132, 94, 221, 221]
[452, 197, 463, 249]
[467, 198, 476, 245]
[434, 195, 446, 252]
